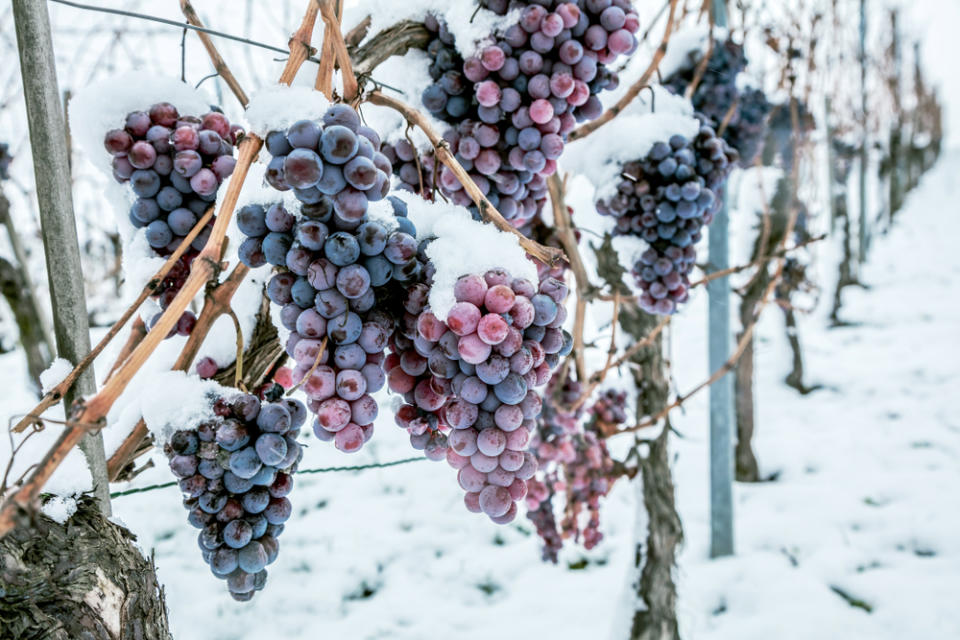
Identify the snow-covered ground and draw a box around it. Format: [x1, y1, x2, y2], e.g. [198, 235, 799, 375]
[1, 152, 954, 638]
[672, 153, 960, 638]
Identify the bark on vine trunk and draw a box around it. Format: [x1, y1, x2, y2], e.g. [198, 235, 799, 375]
[0, 497, 171, 640]
[829, 145, 864, 326]
[782, 308, 812, 393]
[733, 178, 789, 482]
[733, 329, 758, 482]
[0, 256, 49, 386]
[619, 304, 682, 640]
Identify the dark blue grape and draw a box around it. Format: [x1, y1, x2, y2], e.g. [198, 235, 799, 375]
[236, 204, 267, 236]
[228, 447, 262, 479]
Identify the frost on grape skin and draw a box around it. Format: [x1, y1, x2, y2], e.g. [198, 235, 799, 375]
[388, 262, 574, 523]
[383, 0, 641, 229]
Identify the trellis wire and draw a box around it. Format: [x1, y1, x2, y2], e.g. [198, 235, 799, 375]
[48, 0, 321, 63]
[109, 456, 427, 498]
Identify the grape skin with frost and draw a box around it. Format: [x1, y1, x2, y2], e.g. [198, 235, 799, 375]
[386, 1, 638, 230]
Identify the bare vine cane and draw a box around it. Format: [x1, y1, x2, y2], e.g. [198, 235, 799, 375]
[546, 174, 591, 382]
[10, 207, 214, 434]
[180, 0, 250, 107]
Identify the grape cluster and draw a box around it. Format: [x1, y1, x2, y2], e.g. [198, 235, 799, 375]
[527, 379, 625, 559]
[388, 267, 573, 523]
[385, 0, 639, 227]
[595, 121, 738, 314]
[243, 104, 419, 453]
[0, 142, 11, 181]
[165, 392, 306, 601]
[261, 104, 391, 211]
[559, 390, 624, 548]
[588, 388, 628, 431]
[103, 103, 241, 335]
[526, 372, 584, 561]
[664, 39, 772, 167]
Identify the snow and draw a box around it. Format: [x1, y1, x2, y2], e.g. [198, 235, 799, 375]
[39, 357, 74, 395]
[75, 150, 960, 640]
[1, 1, 957, 637]
[40, 495, 79, 525]
[564, 86, 700, 201]
[397, 192, 538, 321]
[244, 85, 331, 137]
[137, 371, 222, 447]
[68, 73, 211, 179]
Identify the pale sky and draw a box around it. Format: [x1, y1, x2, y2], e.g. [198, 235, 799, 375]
[899, 0, 960, 146]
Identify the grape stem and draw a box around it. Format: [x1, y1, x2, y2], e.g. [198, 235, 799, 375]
[0, 1, 322, 538]
[319, 0, 359, 104]
[567, 0, 681, 142]
[546, 174, 590, 382]
[285, 337, 328, 397]
[366, 91, 567, 267]
[179, 0, 250, 107]
[226, 307, 246, 390]
[8, 206, 214, 435]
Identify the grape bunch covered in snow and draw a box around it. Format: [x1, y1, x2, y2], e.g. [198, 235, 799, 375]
[165, 393, 305, 601]
[595, 121, 738, 314]
[103, 103, 241, 336]
[242, 104, 419, 453]
[389, 266, 574, 523]
[665, 39, 771, 167]
[526, 377, 624, 561]
[385, 0, 639, 228]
